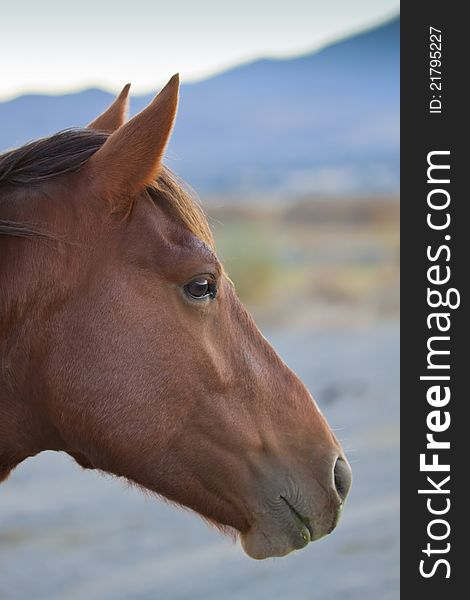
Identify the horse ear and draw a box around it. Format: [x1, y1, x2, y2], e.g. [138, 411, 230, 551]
[87, 84, 131, 131]
[86, 74, 179, 201]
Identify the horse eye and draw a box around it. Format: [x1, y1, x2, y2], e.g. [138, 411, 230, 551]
[184, 278, 217, 300]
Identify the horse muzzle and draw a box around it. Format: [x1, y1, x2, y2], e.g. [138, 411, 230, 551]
[240, 456, 352, 559]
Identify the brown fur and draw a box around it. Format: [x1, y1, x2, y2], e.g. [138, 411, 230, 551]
[0, 131, 212, 249]
[88, 84, 131, 132]
[0, 77, 350, 558]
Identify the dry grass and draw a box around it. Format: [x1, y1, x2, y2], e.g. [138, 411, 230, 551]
[208, 197, 399, 328]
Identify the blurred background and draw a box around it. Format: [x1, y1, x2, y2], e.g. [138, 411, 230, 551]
[0, 2, 399, 598]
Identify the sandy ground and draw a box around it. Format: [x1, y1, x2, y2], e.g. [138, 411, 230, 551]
[0, 323, 399, 600]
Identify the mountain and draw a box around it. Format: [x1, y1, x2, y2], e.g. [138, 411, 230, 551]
[0, 17, 399, 198]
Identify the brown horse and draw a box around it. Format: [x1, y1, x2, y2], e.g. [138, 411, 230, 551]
[0, 75, 351, 559]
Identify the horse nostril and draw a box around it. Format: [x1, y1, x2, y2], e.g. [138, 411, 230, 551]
[333, 457, 352, 502]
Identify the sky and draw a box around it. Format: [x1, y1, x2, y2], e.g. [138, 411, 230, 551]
[0, 0, 399, 100]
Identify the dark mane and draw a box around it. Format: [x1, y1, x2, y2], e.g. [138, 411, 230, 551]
[0, 129, 107, 186]
[0, 129, 214, 248]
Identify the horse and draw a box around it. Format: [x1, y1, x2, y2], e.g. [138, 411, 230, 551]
[0, 75, 351, 559]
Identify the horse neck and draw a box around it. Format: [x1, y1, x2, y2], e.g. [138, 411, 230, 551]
[0, 235, 67, 478]
[0, 186, 81, 478]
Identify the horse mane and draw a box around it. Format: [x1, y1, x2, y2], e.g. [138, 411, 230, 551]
[0, 129, 214, 249]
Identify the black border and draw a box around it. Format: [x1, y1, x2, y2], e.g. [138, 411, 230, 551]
[401, 4, 465, 594]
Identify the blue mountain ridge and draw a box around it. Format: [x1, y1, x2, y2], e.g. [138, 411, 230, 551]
[0, 16, 399, 198]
